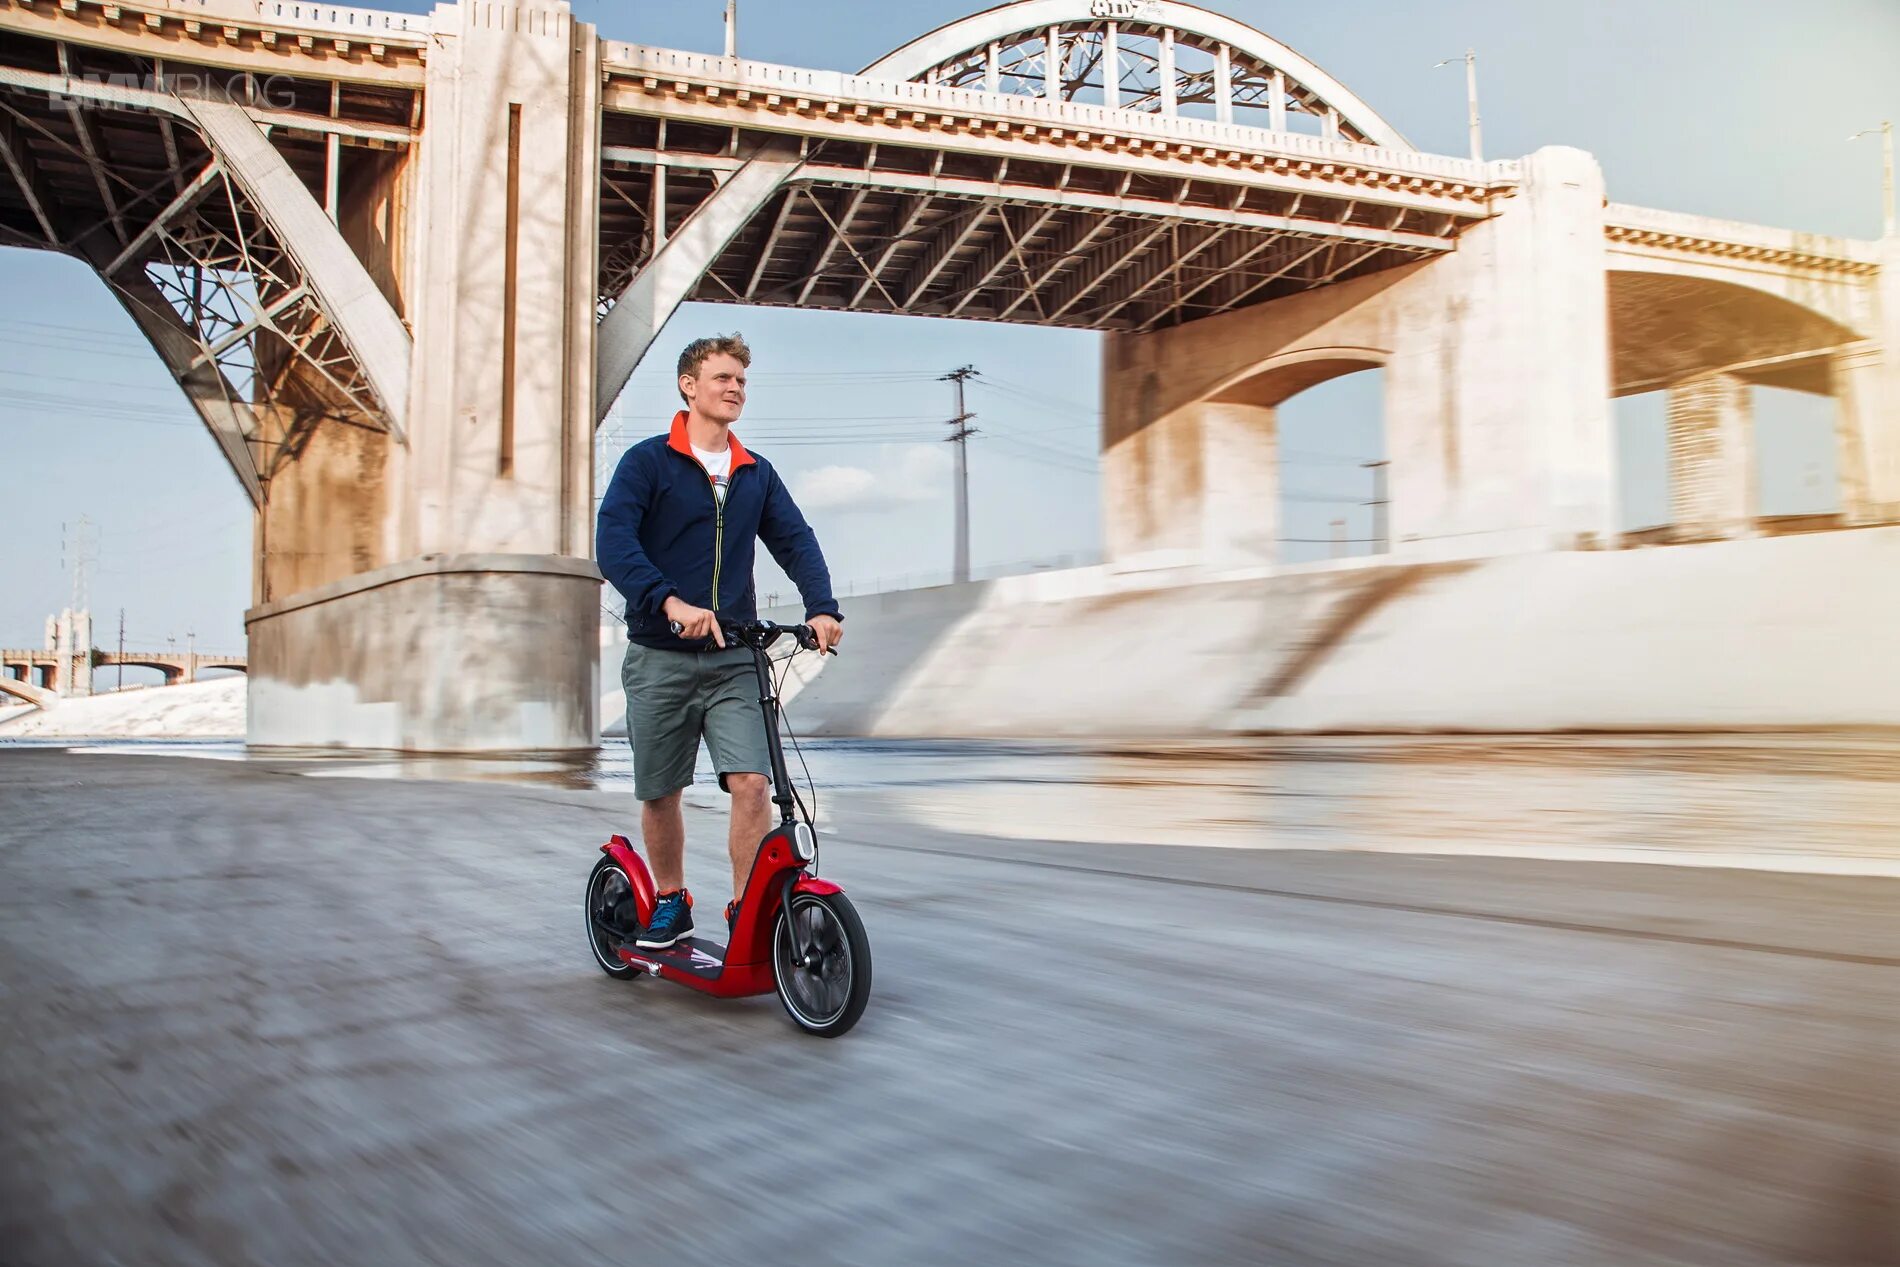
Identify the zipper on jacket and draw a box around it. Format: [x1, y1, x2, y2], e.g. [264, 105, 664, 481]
[676, 446, 742, 618]
[711, 495, 724, 610]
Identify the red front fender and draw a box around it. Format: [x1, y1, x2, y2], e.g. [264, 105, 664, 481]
[599, 835, 656, 927]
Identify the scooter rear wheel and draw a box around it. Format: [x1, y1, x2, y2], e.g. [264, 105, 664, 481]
[585, 856, 643, 981]
[772, 891, 872, 1037]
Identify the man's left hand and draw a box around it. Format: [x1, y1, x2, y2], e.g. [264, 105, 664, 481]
[808, 614, 843, 655]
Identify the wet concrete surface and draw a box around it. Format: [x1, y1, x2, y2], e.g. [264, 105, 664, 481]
[1, 749, 1895, 1266]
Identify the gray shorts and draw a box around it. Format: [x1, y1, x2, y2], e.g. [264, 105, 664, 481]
[621, 642, 771, 801]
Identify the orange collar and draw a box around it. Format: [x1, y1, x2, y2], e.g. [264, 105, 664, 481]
[668, 410, 755, 471]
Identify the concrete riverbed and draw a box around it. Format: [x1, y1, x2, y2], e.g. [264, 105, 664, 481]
[1, 746, 1895, 1265]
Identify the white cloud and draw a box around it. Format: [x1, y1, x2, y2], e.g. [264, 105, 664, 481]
[793, 446, 951, 513]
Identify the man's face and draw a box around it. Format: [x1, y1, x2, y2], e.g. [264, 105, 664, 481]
[681, 352, 747, 424]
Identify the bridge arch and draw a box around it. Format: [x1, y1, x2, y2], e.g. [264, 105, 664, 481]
[1607, 271, 1866, 396]
[866, 0, 1411, 149]
[1203, 344, 1391, 406]
[1103, 345, 1392, 566]
[595, 0, 1420, 417]
[0, 675, 53, 710]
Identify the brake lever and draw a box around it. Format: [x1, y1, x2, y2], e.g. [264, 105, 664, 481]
[795, 630, 840, 656]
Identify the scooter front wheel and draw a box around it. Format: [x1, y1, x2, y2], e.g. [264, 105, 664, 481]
[772, 891, 872, 1037]
[584, 856, 643, 981]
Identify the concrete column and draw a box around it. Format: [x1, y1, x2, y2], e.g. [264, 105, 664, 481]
[246, 0, 605, 753]
[1830, 343, 1895, 523]
[52, 608, 92, 699]
[1100, 385, 1210, 566]
[403, 0, 600, 561]
[1198, 402, 1278, 567]
[1384, 147, 1615, 556]
[1098, 364, 1277, 570]
[1839, 237, 1900, 523]
[1666, 373, 1756, 539]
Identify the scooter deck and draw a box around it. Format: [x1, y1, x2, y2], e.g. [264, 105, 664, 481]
[616, 935, 728, 979]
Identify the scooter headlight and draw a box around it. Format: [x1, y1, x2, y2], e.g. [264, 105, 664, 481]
[792, 822, 816, 863]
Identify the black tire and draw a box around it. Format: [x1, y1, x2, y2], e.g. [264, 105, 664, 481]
[772, 891, 872, 1037]
[585, 856, 642, 981]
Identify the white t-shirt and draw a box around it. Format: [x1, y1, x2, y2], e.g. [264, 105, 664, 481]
[692, 442, 732, 505]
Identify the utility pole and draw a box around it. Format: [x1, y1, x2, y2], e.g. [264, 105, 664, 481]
[723, 0, 738, 58]
[1434, 49, 1482, 163]
[941, 365, 980, 584]
[1329, 518, 1347, 560]
[186, 628, 195, 685]
[117, 607, 125, 692]
[1363, 459, 1390, 554]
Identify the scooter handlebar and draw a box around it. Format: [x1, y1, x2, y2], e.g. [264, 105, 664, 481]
[665, 618, 838, 655]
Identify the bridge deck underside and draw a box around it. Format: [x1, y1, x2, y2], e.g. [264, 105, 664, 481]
[600, 118, 1458, 333]
[0, 30, 418, 485]
[0, 31, 410, 252]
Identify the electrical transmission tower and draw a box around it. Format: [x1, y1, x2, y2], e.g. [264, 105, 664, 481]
[62, 515, 98, 615]
[941, 365, 979, 584]
[58, 516, 99, 698]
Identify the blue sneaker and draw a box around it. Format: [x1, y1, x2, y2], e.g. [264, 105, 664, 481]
[636, 888, 694, 949]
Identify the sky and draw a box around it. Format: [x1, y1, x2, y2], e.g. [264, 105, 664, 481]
[3, 0, 1896, 668]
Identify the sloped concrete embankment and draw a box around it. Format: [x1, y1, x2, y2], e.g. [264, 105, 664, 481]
[752, 527, 1900, 736]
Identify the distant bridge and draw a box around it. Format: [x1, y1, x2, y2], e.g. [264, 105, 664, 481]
[1, 646, 246, 706]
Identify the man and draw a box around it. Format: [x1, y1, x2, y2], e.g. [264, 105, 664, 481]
[596, 333, 843, 951]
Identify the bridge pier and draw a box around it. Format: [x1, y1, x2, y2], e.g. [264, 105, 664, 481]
[1104, 146, 1616, 567]
[1666, 373, 1757, 540]
[1837, 238, 1900, 524]
[243, 1, 603, 753]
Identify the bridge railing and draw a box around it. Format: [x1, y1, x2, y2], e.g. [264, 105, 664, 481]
[1604, 202, 1878, 268]
[145, 0, 430, 40]
[602, 43, 1518, 189]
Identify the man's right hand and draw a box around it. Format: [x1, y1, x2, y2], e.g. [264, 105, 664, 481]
[662, 596, 724, 647]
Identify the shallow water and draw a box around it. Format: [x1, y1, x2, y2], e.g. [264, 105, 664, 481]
[12, 732, 1900, 875]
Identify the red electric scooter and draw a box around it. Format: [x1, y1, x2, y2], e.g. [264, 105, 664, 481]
[583, 619, 871, 1037]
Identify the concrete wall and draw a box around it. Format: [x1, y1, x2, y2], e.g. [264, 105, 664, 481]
[756, 527, 1900, 737]
[248, 554, 600, 752]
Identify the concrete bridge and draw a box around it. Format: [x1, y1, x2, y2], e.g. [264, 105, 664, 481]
[0, 0, 1893, 751]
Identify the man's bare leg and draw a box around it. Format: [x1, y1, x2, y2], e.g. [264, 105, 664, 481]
[642, 791, 686, 892]
[725, 773, 773, 901]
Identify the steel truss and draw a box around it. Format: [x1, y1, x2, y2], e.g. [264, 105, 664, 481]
[925, 23, 1370, 142]
[130, 164, 392, 482]
[0, 35, 411, 500]
[593, 133, 1450, 334]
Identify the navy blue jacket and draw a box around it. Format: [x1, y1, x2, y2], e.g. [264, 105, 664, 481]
[597, 412, 841, 650]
